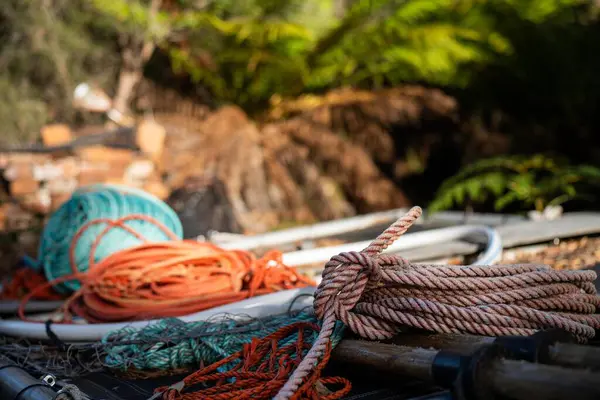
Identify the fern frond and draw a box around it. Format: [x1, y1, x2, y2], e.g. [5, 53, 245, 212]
[429, 171, 510, 212]
[494, 191, 520, 211]
[564, 164, 600, 181]
[393, 0, 450, 23]
[431, 152, 599, 213]
[435, 156, 522, 195]
[89, 0, 589, 110]
[499, 0, 585, 23]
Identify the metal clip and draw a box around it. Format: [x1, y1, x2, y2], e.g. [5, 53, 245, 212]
[41, 373, 57, 387]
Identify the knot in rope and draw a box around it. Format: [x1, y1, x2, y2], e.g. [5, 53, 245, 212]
[313, 207, 422, 340]
[313, 250, 393, 339]
[314, 251, 380, 315]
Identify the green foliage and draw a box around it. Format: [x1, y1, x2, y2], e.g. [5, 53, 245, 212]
[163, 0, 319, 108]
[0, 0, 595, 136]
[86, 0, 586, 109]
[168, 0, 591, 107]
[88, 0, 173, 41]
[494, 0, 584, 23]
[168, 4, 313, 107]
[429, 154, 600, 213]
[459, 0, 600, 167]
[305, 0, 511, 90]
[0, 0, 118, 144]
[0, 79, 47, 144]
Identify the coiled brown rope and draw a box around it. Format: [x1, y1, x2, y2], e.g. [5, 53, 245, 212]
[276, 206, 600, 399]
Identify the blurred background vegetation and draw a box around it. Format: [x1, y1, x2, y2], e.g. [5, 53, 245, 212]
[1, 0, 599, 214]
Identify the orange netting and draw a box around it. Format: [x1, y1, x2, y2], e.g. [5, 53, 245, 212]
[153, 322, 351, 400]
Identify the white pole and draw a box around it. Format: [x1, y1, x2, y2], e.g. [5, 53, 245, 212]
[217, 208, 411, 250]
[215, 209, 521, 252]
[281, 225, 502, 267]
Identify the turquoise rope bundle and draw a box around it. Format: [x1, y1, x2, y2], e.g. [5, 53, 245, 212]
[102, 311, 345, 372]
[38, 184, 183, 293]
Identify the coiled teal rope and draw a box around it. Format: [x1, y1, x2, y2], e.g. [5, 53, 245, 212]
[102, 311, 345, 372]
[38, 184, 183, 293]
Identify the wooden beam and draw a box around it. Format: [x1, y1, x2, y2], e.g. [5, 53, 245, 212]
[497, 213, 600, 248]
[391, 332, 600, 370]
[332, 340, 600, 400]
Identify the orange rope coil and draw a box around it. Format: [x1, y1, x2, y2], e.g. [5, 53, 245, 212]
[18, 215, 315, 323]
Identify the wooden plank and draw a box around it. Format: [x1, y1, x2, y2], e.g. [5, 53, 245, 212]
[403, 213, 600, 262]
[366, 213, 600, 254]
[9, 179, 39, 196]
[425, 210, 526, 226]
[497, 213, 600, 248]
[333, 340, 600, 400]
[306, 213, 600, 266]
[41, 124, 73, 147]
[218, 209, 525, 251]
[0, 126, 135, 154]
[320, 214, 525, 244]
[391, 332, 600, 371]
[136, 119, 166, 163]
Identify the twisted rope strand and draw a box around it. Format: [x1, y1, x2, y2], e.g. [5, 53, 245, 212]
[364, 283, 587, 307]
[275, 206, 599, 400]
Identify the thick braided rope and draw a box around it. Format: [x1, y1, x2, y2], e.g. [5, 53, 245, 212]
[275, 206, 600, 399]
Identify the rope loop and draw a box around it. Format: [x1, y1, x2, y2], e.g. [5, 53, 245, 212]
[314, 250, 399, 340]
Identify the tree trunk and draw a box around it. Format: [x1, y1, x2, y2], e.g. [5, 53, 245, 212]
[111, 0, 161, 115]
[113, 68, 143, 115]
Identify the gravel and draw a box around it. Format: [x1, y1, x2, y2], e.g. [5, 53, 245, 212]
[500, 236, 600, 271]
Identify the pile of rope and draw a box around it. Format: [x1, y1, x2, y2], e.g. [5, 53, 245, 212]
[154, 206, 599, 400]
[19, 237, 314, 323]
[276, 206, 600, 399]
[38, 184, 184, 293]
[8, 184, 313, 323]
